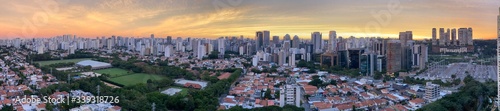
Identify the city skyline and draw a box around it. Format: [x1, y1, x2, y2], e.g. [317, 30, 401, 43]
[0, 0, 499, 39]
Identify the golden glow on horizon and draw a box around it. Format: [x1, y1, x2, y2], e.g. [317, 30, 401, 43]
[0, 0, 498, 39]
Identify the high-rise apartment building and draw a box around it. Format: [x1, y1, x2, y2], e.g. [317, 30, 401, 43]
[263, 30, 270, 48]
[165, 45, 173, 58]
[451, 29, 457, 46]
[329, 31, 337, 52]
[458, 28, 470, 46]
[424, 82, 440, 101]
[386, 40, 402, 74]
[445, 28, 450, 46]
[279, 77, 301, 107]
[466, 28, 472, 45]
[272, 36, 280, 46]
[292, 35, 300, 48]
[311, 32, 322, 53]
[284, 34, 291, 41]
[432, 28, 437, 45]
[256, 31, 264, 50]
[218, 37, 225, 55]
[412, 44, 428, 69]
[439, 28, 445, 46]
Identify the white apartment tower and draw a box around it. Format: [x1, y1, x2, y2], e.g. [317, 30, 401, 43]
[218, 37, 225, 55]
[197, 44, 206, 59]
[279, 77, 301, 107]
[278, 50, 286, 66]
[424, 82, 440, 101]
[288, 52, 296, 66]
[13, 38, 21, 48]
[329, 31, 337, 52]
[165, 45, 173, 58]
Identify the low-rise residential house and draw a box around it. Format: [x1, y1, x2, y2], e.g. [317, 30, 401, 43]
[408, 98, 425, 110]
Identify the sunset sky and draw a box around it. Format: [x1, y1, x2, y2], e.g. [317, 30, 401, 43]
[0, 0, 499, 39]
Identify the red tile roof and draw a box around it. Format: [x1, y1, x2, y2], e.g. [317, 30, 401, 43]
[184, 83, 202, 89]
[409, 98, 425, 105]
[313, 102, 333, 110]
[217, 73, 231, 80]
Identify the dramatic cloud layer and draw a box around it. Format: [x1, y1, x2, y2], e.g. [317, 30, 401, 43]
[0, 0, 498, 39]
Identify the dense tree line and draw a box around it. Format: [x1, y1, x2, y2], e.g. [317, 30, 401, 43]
[111, 58, 196, 80]
[403, 76, 462, 87]
[38, 62, 75, 68]
[326, 66, 361, 78]
[417, 79, 497, 111]
[28, 50, 96, 61]
[39, 64, 74, 82]
[191, 69, 242, 111]
[473, 40, 496, 58]
[65, 51, 96, 59]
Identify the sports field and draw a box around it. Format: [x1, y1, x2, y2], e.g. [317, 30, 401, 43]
[36, 58, 91, 66]
[109, 73, 167, 86]
[175, 87, 189, 95]
[94, 68, 132, 77]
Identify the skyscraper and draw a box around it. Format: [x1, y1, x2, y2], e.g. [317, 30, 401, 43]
[458, 28, 473, 46]
[165, 45, 173, 58]
[451, 28, 457, 46]
[439, 28, 445, 46]
[445, 29, 450, 46]
[432, 28, 437, 45]
[218, 37, 225, 55]
[329, 31, 337, 52]
[399, 31, 412, 45]
[399, 31, 413, 71]
[284, 34, 291, 41]
[256, 31, 264, 50]
[292, 35, 300, 48]
[278, 50, 286, 66]
[467, 28, 473, 45]
[386, 40, 402, 74]
[272, 36, 280, 46]
[263, 30, 270, 47]
[311, 32, 322, 53]
[283, 40, 291, 51]
[166, 36, 172, 45]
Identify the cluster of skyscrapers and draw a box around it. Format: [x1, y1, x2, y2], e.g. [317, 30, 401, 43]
[0, 34, 251, 60]
[251, 30, 428, 76]
[319, 31, 427, 76]
[0, 29, 431, 76]
[432, 28, 473, 46]
[431, 27, 474, 53]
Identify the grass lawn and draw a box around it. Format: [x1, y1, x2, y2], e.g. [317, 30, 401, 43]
[169, 86, 190, 95]
[109, 73, 167, 86]
[36, 58, 91, 66]
[94, 68, 132, 77]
